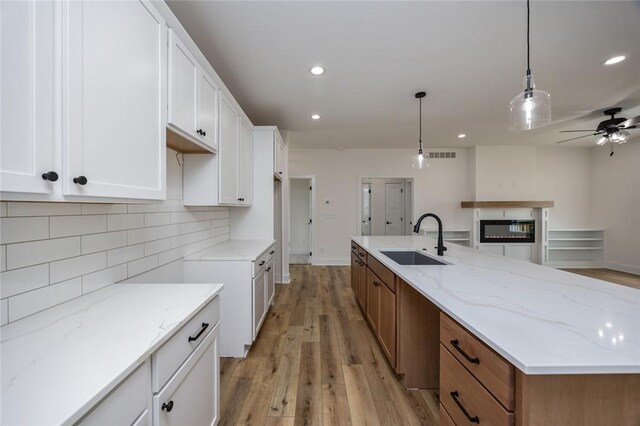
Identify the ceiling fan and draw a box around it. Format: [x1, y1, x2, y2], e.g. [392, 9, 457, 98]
[556, 107, 639, 146]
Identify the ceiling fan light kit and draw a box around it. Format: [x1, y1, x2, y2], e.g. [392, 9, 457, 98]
[509, 0, 551, 131]
[556, 107, 638, 147]
[411, 91, 429, 170]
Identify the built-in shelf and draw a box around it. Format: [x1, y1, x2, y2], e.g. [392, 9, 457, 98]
[546, 229, 604, 268]
[461, 200, 554, 209]
[423, 229, 471, 247]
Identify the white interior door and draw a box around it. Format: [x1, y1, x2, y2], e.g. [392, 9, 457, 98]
[289, 178, 311, 263]
[405, 180, 413, 235]
[361, 183, 371, 236]
[384, 183, 404, 236]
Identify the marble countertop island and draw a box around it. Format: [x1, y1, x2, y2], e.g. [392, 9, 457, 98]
[352, 236, 640, 375]
[184, 239, 276, 261]
[1, 282, 223, 426]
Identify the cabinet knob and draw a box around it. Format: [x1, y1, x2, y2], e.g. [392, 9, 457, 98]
[278, 171, 283, 175]
[386, 221, 392, 224]
[161, 400, 174, 412]
[41, 171, 59, 182]
[202, 130, 206, 136]
[73, 176, 88, 185]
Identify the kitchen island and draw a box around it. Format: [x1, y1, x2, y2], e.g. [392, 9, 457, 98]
[351, 235, 640, 426]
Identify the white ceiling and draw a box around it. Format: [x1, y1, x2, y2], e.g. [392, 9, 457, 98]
[167, 1, 640, 149]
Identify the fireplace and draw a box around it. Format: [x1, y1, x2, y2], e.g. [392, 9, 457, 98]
[480, 220, 535, 243]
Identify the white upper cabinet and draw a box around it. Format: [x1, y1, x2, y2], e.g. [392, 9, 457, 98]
[238, 120, 253, 205]
[218, 94, 239, 204]
[1, 0, 57, 194]
[64, 0, 166, 200]
[167, 30, 218, 152]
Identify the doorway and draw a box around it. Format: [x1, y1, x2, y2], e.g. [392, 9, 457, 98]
[361, 178, 414, 236]
[289, 177, 314, 264]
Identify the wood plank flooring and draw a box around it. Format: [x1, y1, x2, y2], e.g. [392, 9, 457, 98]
[563, 268, 640, 290]
[219, 265, 439, 426]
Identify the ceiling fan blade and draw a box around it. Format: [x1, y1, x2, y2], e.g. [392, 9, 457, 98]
[556, 134, 597, 144]
[620, 115, 640, 129]
[559, 130, 598, 133]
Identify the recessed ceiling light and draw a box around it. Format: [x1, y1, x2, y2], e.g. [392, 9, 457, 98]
[604, 55, 626, 65]
[309, 66, 325, 75]
[457, 133, 467, 139]
[310, 114, 321, 120]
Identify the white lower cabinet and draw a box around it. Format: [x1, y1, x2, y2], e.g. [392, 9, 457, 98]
[266, 257, 276, 307]
[253, 267, 267, 338]
[79, 361, 151, 426]
[153, 324, 220, 426]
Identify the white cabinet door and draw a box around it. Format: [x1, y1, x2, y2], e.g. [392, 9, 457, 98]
[154, 325, 219, 426]
[197, 72, 219, 151]
[219, 94, 239, 204]
[1, 0, 57, 194]
[168, 30, 200, 144]
[252, 268, 266, 339]
[266, 258, 275, 306]
[238, 121, 253, 205]
[274, 134, 284, 179]
[64, 0, 166, 200]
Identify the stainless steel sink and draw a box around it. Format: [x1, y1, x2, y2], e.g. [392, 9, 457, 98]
[380, 250, 448, 266]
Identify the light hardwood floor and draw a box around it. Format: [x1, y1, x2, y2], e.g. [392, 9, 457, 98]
[219, 265, 439, 426]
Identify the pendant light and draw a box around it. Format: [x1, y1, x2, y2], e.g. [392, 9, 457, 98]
[412, 91, 429, 169]
[509, 0, 551, 131]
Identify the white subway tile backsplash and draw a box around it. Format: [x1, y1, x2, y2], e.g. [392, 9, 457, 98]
[82, 231, 127, 254]
[50, 215, 107, 238]
[6, 237, 81, 270]
[171, 211, 204, 224]
[157, 224, 181, 239]
[107, 244, 144, 267]
[0, 245, 6, 272]
[0, 217, 49, 244]
[144, 238, 171, 256]
[82, 264, 127, 294]
[81, 203, 127, 215]
[127, 203, 158, 214]
[107, 214, 144, 231]
[144, 212, 171, 227]
[0, 199, 230, 324]
[0, 264, 49, 298]
[1, 298, 7, 325]
[127, 255, 158, 278]
[8, 277, 82, 322]
[7, 202, 81, 217]
[127, 227, 158, 245]
[50, 252, 106, 284]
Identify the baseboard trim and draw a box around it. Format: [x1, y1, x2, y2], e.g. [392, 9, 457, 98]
[314, 258, 350, 266]
[604, 262, 640, 276]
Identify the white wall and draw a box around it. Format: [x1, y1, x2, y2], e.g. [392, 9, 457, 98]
[591, 142, 640, 274]
[474, 146, 537, 201]
[0, 148, 230, 324]
[289, 178, 311, 254]
[288, 148, 472, 264]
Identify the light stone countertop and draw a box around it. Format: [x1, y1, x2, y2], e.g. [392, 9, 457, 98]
[1, 282, 223, 426]
[184, 239, 276, 261]
[352, 235, 640, 375]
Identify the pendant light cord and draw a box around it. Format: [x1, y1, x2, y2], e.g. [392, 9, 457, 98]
[526, 0, 530, 74]
[419, 97, 423, 152]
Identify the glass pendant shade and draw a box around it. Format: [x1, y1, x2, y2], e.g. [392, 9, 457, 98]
[411, 151, 429, 169]
[509, 73, 551, 131]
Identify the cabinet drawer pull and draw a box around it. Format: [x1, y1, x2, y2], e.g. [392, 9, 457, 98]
[269, 250, 275, 255]
[73, 176, 87, 185]
[351, 245, 356, 250]
[41, 171, 59, 182]
[359, 252, 365, 257]
[259, 260, 265, 266]
[266, 267, 271, 272]
[450, 339, 480, 364]
[450, 391, 479, 423]
[187, 322, 209, 342]
[161, 400, 174, 412]
[373, 280, 381, 287]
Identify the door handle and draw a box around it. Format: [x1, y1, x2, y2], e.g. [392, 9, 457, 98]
[386, 221, 391, 224]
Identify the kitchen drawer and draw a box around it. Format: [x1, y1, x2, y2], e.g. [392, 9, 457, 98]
[253, 252, 268, 278]
[266, 245, 276, 262]
[440, 313, 515, 410]
[79, 361, 150, 426]
[152, 297, 219, 392]
[356, 245, 367, 263]
[368, 255, 395, 292]
[153, 324, 219, 426]
[439, 403, 457, 426]
[440, 345, 513, 426]
[351, 241, 359, 255]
